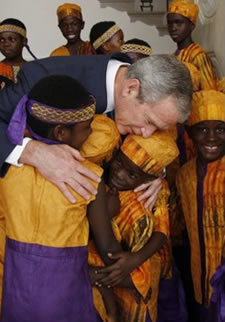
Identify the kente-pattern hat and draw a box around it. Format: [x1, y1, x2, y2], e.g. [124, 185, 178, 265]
[187, 90, 225, 126]
[168, 0, 199, 25]
[81, 115, 120, 165]
[121, 132, 179, 176]
[57, 3, 82, 23]
[182, 62, 200, 91]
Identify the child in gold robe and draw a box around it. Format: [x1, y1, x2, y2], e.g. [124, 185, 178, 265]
[176, 90, 225, 322]
[86, 131, 179, 321]
[0, 75, 123, 321]
[167, 0, 217, 90]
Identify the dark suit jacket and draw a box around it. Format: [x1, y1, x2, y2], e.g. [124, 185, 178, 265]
[0, 53, 131, 173]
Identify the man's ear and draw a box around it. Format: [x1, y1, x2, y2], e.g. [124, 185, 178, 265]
[122, 78, 140, 98]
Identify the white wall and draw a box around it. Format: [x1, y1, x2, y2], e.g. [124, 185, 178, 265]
[194, 0, 225, 76]
[0, 0, 176, 60]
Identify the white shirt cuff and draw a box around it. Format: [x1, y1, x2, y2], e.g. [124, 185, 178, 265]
[5, 137, 32, 167]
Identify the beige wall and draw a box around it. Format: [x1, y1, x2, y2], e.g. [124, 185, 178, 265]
[194, 0, 225, 76]
[0, 0, 175, 60]
[0, 0, 224, 76]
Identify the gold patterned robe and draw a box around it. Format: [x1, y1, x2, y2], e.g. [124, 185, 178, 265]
[50, 41, 93, 56]
[175, 43, 217, 90]
[88, 181, 170, 322]
[176, 156, 225, 305]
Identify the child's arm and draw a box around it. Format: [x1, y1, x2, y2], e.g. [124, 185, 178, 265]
[96, 287, 119, 322]
[96, 181, 170, 286]
[96, 231, 166, 287]
[87, 179, 122, 266]
[88, 266, 119, 322]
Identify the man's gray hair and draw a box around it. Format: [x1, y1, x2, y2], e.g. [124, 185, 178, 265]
[126, 54, 193, 122]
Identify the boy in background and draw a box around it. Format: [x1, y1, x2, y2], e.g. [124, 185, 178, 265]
[176, 90, 225, 322]
[0, 18, 37, 82]
[167, 0, 217, 90]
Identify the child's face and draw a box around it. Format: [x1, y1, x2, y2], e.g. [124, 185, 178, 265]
[108, 150, 156, 191]
[103, 30, 124, 54]
[167, 13, 194, 43]
[126, 52, 147, 63]
[59, 16, 84, 44]
[190, 120, 225, 163]
[63, 118, 93, 150]
[0, 32, 25, 59]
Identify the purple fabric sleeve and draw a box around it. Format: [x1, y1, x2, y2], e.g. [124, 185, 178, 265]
[7, 95, 29, 145]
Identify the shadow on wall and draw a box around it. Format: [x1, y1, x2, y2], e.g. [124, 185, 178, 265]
[97, 0, 169, 35]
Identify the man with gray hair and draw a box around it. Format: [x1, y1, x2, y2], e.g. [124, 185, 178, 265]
[0, 53, 192, 207]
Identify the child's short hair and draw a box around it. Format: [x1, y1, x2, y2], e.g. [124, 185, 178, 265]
[120, 38, 152, 57]
[186, 90, 225, 126]
[7, 75, 96, 144]
[90, 21, 121, 53]
[121, 132, 179, 176]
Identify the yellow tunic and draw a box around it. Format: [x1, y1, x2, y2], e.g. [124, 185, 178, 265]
[50, 41, 93, 56]
[0, 160, 102, 310]
[176, 43, 217, 90]
[176, 157, 225, 305]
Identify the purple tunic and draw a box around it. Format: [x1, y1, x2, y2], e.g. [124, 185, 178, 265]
[1, 238, 98, 322]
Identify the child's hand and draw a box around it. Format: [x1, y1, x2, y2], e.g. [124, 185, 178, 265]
[88, 265, 107, 286]
[96, 251, 139, 287]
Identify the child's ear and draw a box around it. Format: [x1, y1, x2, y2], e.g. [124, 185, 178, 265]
[81, 21, 85, 30]
[22, 37, 28, 47]
[102, 41, 111, 54]
[184, 124, 192, 139]
[190, 22, 195, 32]
[53, 125, 69, 143]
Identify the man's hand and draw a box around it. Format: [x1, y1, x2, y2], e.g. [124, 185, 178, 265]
[96, 251, 139, 287]
[134, 177, 162, 210]
[19, 141, 100, 203]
